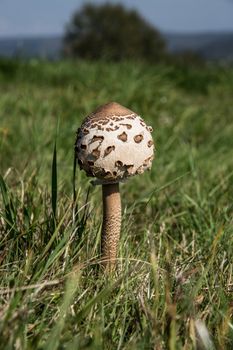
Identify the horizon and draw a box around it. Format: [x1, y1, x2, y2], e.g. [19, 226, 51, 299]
[1, 29, 233, 40]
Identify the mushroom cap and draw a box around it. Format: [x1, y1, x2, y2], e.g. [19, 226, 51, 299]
[75, 102, 154, 184]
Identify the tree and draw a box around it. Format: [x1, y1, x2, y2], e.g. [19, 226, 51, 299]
[63, 3, 167, 62]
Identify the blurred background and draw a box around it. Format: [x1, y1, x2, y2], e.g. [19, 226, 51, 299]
[0, 0, 233, 62]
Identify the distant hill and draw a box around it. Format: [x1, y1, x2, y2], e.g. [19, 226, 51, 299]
[0, 36, 62, 60]
[0, 32, 233, 61]
[164, 32, 233, 61]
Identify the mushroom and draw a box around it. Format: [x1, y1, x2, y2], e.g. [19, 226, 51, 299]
[75, 102, 154, 271]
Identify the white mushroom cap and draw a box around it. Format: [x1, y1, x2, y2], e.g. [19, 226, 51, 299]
[75, 102, 154, 184]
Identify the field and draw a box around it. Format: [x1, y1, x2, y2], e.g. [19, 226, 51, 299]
[0, 59, 233, 349]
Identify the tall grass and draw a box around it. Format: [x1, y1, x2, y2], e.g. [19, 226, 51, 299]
[0, 59, 233, 349]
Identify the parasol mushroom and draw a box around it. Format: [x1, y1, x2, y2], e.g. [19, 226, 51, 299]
[75, 102, 154, 271]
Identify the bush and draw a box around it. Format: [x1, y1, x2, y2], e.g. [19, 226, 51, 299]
[0, 58, 20, 78]
[63, 3, 167, 62]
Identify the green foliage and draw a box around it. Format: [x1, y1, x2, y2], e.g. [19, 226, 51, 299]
[0, 57, 21, 78]
[63, 3, 166, 62]
[0, 60, 233, 349]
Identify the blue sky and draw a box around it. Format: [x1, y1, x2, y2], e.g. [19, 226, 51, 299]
[1, 0, 233, 37]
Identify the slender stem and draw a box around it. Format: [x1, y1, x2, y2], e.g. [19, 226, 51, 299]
[101, 183, 121, 271]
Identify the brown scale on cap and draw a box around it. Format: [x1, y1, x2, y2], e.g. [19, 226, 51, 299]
[88, 160, 95, 166]
[92, 167, 106, 178]
[110, 117, 120, 121]
[101, 120, 109, 125]
[104, 171, 113, 179]
[126, 165, 134, 174]
[92, 148, 101, 159]
[117, 132, 128, 142]
[115, 161, 134, 175]
[90, 135, 104, 143]
[136, 165, 144, 174]
[115, 160, 123, 167]
[148, 140, 154, 148]
[119, 123, 132, 129]
[126, 116, 136, 120]
[104, 145, 115, 157]
[134, 134, 143, 143]
[143, 156, 154, 167]
[90, 124, 98, 129]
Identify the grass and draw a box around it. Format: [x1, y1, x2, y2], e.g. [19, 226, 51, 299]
[0, 58, 233, 349]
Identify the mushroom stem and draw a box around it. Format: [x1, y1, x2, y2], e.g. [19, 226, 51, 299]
[101, 183, 121, 271]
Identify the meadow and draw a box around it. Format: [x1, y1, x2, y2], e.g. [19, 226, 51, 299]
[0, 58, 233, 349]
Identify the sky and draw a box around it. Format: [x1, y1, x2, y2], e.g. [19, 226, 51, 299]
[0, 0, 233, 37]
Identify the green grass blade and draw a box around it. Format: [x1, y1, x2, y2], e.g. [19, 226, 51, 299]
[44, 273, 80, 350]
[51, 141, 57, 220]
[0, 174, 14, 228]
[72, 150, 78, 223]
